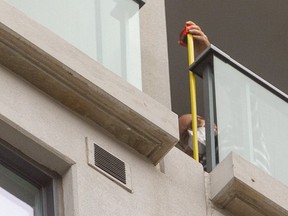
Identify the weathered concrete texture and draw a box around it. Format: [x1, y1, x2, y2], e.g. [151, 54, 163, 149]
[77, 146, 208, 216]
[0, 1, 178, 165]
[210, 152, 288, 216]
[0, 60, 207, 216]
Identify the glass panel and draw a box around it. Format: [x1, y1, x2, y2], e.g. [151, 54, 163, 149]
[0, 163, 42, 216]
[5, 0, 142, 89]
[214, 56, 288, 185]
[0, 188, 33, 216]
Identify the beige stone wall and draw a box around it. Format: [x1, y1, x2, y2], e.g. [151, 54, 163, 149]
[140, 0, 172, 109]
[0, 1, 209, 215]
[0, 63, 208, 215]
[3, 1, 286, 216]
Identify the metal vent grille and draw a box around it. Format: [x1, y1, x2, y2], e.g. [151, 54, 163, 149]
[94, 144, 126, 184]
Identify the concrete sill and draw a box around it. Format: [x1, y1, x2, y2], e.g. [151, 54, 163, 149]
[210, 152, 288, 216]
[0, 1, 179, 165]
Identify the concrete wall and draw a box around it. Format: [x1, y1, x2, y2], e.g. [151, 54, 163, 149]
[140, 0, 172, 109]
[0, 63, 208, 215]
[5, 1, 285, 216]
[0, 1, 212, 215]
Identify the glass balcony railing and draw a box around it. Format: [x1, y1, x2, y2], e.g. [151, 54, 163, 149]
[5, 0, 143, 90]
[190, 45, 288, 186]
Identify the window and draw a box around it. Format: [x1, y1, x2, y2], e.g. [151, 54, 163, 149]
[0, 139, 58, 216]
[0, 164, 41, 216]
[5, 0, 143, 89]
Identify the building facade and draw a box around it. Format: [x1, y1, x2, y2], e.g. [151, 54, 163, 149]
[0, 0, 288, 216]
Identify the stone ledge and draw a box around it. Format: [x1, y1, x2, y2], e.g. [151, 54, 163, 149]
[0, 114, 75, 175]
[210, 152, 288, 216]
[0, 1, 179, 165]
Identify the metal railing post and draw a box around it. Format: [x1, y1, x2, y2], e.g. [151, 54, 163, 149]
[202, 62, 217, 172]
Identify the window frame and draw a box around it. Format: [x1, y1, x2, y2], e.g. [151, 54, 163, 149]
[0, 138, 59, 216]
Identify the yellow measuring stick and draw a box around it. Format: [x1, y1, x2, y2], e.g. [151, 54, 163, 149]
[187, 34, 199, 162]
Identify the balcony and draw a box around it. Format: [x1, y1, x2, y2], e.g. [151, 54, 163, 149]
[190, 45, 288, 215]
[4, 0, 144, 89]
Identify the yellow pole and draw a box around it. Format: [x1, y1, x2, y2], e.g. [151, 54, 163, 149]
[187, 34, 199, 162]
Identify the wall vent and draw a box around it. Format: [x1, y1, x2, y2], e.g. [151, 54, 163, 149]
[86, 138, 132, 192]
[94, 144, 126, 184]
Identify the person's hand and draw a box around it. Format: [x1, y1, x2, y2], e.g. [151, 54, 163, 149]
[185, 21, 210, 57]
